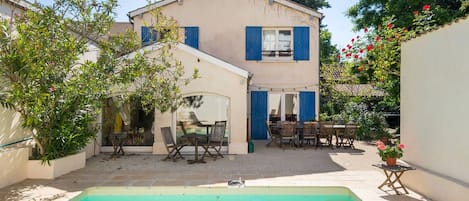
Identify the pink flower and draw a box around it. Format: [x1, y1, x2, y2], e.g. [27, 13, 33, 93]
[364, 27, 368, 33]
[342, 48, 346, 52]
[337, 54, 341, 59]
[423, 4, 430, 11]
[375, 36, 381, 42]
[413, 10, 419, 16]
[376, 140, 384, 146]
[356, 35, 360, 39]
[366, 44, 374, 51]
[351, 38, 355, 43]
[399, 144, 405, 149]
[354, 54, 359, 59]
[378, 144, 386, 151]
[49, 86, 55, 92]
[359, 49, 364, 53]
[387, 23, 394, 29]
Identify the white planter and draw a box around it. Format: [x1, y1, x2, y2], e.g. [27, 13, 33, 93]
[27, 151, 86, 179]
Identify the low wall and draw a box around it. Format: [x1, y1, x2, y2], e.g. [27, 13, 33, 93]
[0, 148, 28, 189]
[27, 151, 86, 179]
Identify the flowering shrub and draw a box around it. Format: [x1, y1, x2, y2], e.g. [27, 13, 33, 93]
[337, 4, 436, 110]
[376, 140, 405, 161]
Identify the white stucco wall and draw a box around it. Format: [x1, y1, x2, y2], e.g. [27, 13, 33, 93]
[132, 0, 320, 114]
[150, 44, 248, 154]
[401, 17, 469, 200]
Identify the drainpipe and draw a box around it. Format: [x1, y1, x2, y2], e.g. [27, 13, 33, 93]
[318, 15, 325, 121]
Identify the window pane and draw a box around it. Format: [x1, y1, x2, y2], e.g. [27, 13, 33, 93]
[101, 96, 154, 146]
[278, 30, 292, 56]
[268, 94, 281, 123]
[285, 93, 298, 121]
[177, 95, 230, 144]
[262, 30, 276, 57]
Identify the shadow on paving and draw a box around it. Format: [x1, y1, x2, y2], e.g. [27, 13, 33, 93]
[0, 140, 411, 200]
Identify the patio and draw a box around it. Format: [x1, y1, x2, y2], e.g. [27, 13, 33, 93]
[0, 141, 429, 201]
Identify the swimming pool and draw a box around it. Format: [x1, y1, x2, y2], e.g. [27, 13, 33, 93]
[71, 186, 361, 201]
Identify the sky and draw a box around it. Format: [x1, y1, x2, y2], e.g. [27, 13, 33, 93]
[39, 0, 359, 49]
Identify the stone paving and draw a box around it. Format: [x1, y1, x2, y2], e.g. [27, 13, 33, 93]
[0, 141, 431, 201]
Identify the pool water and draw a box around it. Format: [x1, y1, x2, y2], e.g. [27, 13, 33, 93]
[72, 186, 361, 201]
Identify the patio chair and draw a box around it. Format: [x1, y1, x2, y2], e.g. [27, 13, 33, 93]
[160, 127, 186, 162]
[302, 121, 318, 149]
[279, 121, 297, 149]
[341, 124, 358, 149]
[202, 121, 226, 160]
[266, 121, 281, 147]
[318, 121, 334, 149]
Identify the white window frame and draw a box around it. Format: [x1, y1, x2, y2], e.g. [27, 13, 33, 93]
[262, 28, 293, 61]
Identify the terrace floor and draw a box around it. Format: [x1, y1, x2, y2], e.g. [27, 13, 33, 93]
[0, 141, 430, 201]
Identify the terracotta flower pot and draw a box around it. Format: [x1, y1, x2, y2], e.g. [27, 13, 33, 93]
[386, 157, 397, 166]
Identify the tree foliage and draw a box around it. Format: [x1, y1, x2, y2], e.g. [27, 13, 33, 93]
[291, 0, 330, 10]
[0, 0, 195, 162]
[319, 27, 339, 65]
[347, 0, 468, 30]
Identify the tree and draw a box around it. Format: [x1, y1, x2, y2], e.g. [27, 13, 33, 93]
[0, 0, 195, 162]
[291, 0, 330, 10]
[347, 0, 468, 30]
[319, 27, 339, 65]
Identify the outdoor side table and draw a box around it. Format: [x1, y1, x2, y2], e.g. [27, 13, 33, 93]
[373, 163, 416, 195]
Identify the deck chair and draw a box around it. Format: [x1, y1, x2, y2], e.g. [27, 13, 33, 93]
[266, 121, 281, 147]
[279, 121, 297, 149]
[203, 121, 226, 160]
[160, 127, 185, 162]
[318, 121, 334, 149]
[302, 121, 318, 149]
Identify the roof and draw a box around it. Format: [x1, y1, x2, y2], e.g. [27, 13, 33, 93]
[109, 22, 133, 35]
[334, 84, 385, 97]
[2, 0, 34, 11]
[123, 42, 249, 78]
[128, 0, 322, 19]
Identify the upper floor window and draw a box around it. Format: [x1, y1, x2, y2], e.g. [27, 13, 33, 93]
[141, 26, 199, 49]
[246, 26, 310, 61]
[262, 28, 292, 60]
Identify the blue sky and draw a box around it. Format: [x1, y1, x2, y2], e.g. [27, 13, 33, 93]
[39, 0, 359, 49]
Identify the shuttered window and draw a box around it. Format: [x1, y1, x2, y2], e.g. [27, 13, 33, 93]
[184, 27, 199, 49]
[246, 26, 310, 61]
[141, 26, 157, 46]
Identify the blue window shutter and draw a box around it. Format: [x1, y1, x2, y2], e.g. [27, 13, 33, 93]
[151, 29, 158, 42]
[299, 91, 316, 122]
[185, 27, 199, 49]
[245, 26, 262, 61]
[141, 26, 151, 45]
[293, 27, 310, 61]
[251, 91, 268, 140]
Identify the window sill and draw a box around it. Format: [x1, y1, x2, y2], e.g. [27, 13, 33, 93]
[257, 59, 297, 63]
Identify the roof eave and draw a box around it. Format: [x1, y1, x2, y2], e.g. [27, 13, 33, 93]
[128, 0, 322, 20]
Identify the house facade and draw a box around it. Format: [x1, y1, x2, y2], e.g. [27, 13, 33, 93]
[120, 0, 321, 154]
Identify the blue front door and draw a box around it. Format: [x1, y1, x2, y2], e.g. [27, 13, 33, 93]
[250, 91, 268, 140]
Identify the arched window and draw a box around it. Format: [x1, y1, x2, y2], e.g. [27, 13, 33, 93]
[176, 94, 230, 144]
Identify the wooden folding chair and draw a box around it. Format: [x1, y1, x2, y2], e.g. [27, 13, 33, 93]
[302, 121, 318, 149]
[342, 124, 358, 149]
[318, 121, 334, 149]
[266, 121, 281, 147]
[203, 121, 226, 160]
[160, 127, 185, 162]
[279, 121, 297, 149]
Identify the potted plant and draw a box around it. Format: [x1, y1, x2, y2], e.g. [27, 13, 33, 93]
[376, 140, 405, 166]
